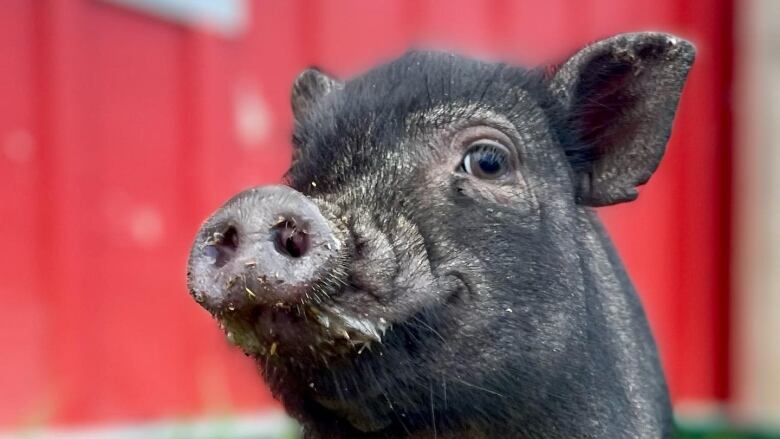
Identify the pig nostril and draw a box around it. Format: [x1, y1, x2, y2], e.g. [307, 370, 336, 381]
[273, 220, 310, 258]
[204, 225, 240, 267]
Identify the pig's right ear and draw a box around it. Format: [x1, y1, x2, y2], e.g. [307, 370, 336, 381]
[291, 67, 343, 122]
[549, 32, 695, 206]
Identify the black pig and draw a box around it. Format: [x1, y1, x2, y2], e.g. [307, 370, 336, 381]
[187, 32, 695, 438]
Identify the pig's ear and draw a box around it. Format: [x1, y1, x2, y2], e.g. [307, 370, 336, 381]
[549, 32, 695, 206]
[291, 67, 343, 122]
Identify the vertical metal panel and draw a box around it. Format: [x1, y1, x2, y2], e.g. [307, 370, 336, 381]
[0, 0, 47, 427]
[33, 0, 94, 425]
[79, 3, 194, 420]
[670, 0, 733, 404]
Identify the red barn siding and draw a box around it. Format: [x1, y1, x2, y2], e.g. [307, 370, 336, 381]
[0, 0, 732, 427]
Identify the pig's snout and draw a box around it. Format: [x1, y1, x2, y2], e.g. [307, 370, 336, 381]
[187, 185, 343, 314]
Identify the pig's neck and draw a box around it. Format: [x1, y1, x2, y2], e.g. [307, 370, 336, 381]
[568, 210, 674, 438]
[454, 211, 673, 439]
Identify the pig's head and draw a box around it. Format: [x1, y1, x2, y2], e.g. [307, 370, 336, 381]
[187, 33, 694, 437]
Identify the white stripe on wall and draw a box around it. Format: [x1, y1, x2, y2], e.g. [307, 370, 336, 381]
[101, 0, 248, 36]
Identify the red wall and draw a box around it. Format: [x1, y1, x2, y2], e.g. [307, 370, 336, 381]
[0, 0, 732, 428]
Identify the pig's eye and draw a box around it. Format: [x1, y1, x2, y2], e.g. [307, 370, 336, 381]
[461, 140, 512, 179]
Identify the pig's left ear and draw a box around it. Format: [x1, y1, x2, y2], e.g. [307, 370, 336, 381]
[550, 32, 695, 206]
[291, 67, 343, 122]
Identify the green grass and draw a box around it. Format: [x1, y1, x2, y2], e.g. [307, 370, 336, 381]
[676, 421, 780, 439]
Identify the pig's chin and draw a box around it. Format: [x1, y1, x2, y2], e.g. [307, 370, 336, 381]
[213, 297, 387, 362]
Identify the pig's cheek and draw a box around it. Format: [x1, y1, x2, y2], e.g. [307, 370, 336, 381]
[350, 218, 398, 295]
[454, 175, 540, 219]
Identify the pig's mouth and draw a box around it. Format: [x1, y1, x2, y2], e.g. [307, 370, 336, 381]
[210, 281, 393, 361]
[200, 231, 462, 363]
[206, 276, 469, 410]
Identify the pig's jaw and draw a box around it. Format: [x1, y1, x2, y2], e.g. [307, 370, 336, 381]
[214, 299, 391, 360]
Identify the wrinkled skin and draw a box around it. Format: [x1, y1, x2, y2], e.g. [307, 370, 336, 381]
[187, 32, 695, 438]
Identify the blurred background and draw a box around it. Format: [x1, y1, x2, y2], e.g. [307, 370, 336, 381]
[0, 0, 777, 438]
